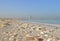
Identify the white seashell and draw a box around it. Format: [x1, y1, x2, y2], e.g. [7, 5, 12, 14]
[9, 38, 12, 40]
[44, 34, 48, 37]
[40, 32, 44, 34]
[11, 36, 14, 37]
[47, 38, 52, 41]
[13, 33, 17, 35]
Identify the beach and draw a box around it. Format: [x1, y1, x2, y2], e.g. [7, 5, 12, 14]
[0, 19, 60, 41]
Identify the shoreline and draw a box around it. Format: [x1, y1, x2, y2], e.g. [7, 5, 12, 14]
[20, 20, 60, 27]
[21, 19, 60, 24]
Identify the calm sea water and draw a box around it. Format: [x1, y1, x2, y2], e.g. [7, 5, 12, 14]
[22, 20, 60, 24]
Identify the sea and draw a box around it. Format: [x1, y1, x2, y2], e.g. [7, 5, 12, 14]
[22, 20, 60, 24]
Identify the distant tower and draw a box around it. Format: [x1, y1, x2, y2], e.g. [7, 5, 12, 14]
[29, 16, 32, 21]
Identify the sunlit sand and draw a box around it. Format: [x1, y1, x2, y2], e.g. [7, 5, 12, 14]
[0, 19, 60, 41]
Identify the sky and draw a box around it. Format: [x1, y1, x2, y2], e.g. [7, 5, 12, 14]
[0, 0, 60, 18]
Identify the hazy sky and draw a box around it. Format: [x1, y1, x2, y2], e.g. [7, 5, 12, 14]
[0, 0, 60, 18]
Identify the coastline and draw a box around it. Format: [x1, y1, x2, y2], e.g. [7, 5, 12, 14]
[20, 20, 60, 28]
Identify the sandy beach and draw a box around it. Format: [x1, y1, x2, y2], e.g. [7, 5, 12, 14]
[0, 19, 60, 41]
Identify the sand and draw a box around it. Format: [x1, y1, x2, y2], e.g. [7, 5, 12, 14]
[0, 19, 60, 41]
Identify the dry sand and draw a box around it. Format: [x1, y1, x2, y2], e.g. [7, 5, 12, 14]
[0, 19, 60, 41]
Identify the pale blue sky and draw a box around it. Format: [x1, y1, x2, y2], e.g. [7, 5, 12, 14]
[0, 0, 60, 18]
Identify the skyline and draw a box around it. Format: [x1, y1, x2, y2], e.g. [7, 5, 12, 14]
[0, 0, 60, 19]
